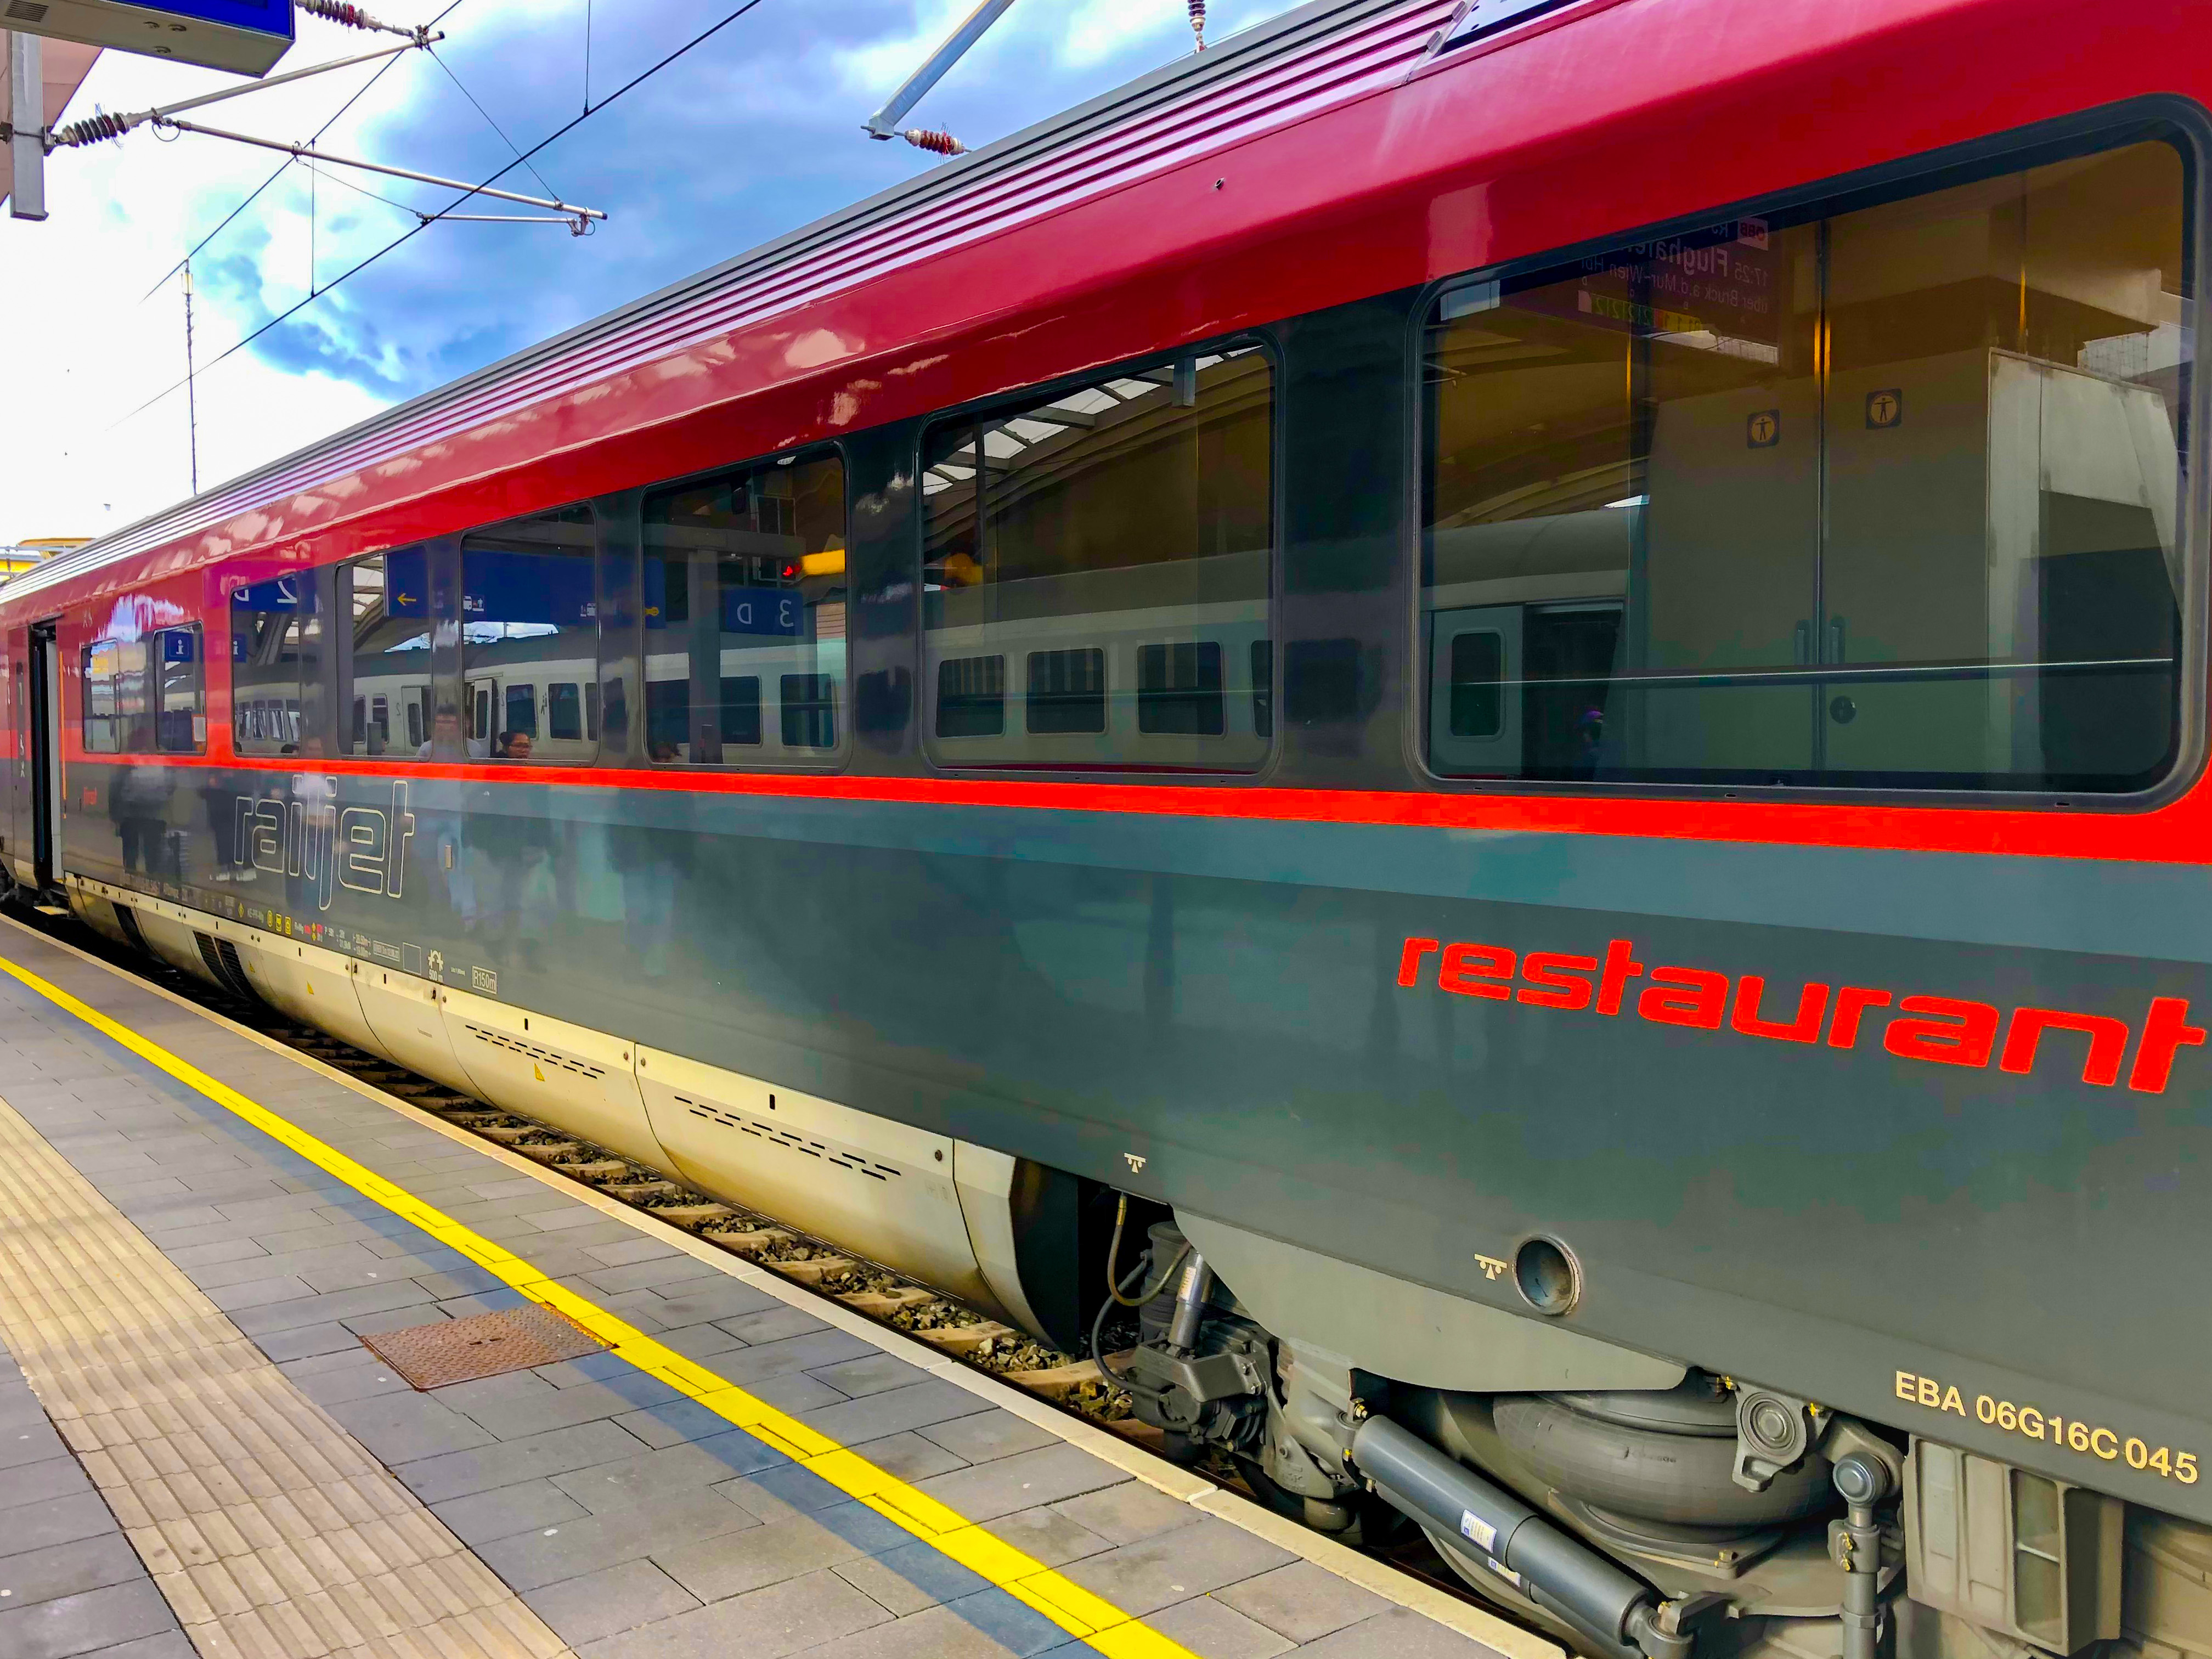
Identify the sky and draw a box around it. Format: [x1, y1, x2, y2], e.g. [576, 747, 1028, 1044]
[0, 0, 1301, 546]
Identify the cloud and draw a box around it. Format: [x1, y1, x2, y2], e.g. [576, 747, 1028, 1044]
[0, 0, 1302, 544]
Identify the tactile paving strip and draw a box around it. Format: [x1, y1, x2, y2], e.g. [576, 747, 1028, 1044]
[362, 1305, 606, 1391]
[0, 1087, 575, 1659]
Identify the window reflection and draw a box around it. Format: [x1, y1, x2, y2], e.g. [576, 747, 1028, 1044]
[921, 346, 1274, 771]
[343, 552, 433, 758]
[461, 506, 599, 763]
[231, 576, 314, 755]
[1422, 138, 2188, 792]
[641, 452, 847, 764]
[156, 627, 203, 753]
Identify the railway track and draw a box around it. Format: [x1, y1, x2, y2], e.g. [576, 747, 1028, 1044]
[7, 900, 1504, 1634]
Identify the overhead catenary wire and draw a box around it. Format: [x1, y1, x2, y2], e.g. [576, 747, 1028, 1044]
[139, 0, 471, 302]
[428, 45, 561, 205]
[113, 0, 775, 430]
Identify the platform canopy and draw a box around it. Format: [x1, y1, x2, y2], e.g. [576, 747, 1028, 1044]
[1, 0, 290, 77]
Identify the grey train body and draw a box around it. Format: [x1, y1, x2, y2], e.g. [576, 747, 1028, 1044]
[46, 754, 2212, 1659]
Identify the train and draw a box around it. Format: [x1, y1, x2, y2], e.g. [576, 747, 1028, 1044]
[6, 1, 2212, 1656]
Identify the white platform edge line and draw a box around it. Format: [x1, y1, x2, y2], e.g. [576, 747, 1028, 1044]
[0, 907, 1561, 1659]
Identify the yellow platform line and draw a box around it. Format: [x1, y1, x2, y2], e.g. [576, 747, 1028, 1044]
[0, 950, 1199, 1659]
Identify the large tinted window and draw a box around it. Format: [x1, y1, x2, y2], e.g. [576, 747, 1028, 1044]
[1422, 137, 2190, 792]
[342, 552, 434, 758]
[461, 506, 597, 763]
[86, 627, 204, 755]
[231, 577, 314, 755]
[921, 345, 1274, 770]
[641, 452, 846, 764]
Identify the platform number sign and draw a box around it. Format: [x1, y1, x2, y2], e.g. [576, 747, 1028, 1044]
[1867, 389, 1904, 429]
[1747, 409, 1781, 449]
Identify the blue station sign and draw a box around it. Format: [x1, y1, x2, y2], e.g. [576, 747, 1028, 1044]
[5, 0, 294, 75]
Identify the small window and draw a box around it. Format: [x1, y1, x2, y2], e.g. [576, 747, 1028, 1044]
[1138, 641, 1224, 736]
[548, 682, 583, 742]
[780, 674, 838, 749]
[1447, 631, 1504, 738]
[1421, 135, 2191, 793]
[504, 684, 538, 742]
[1027, 648, 1106, 734]
[719, 676, 761, 746]
[232, 574, 315, 755]
[155, 627, 204, 753]
[462, 506, 597, 763]
[922, 343, 1275, 770]
[82, 641, 121, 754]
[936, 655, 1005, 737]
[643, 450, 847, 764]
[343, 551, 431, 758]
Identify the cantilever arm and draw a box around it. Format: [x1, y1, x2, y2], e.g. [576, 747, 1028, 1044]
[863, 0, 1018, 143]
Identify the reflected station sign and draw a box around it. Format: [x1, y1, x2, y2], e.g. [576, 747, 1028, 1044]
[2, 0, 293, 74]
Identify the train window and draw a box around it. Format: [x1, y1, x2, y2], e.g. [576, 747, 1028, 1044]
[341, 552, 431, 759]
[548, 682, 583, 742]
[921, 343, 1274, 770]
[81, 640, 124, 753]
[718, 676, 761, 746]
[641, 450, 847, 765]
[232, 575, 314, 755]
[936, 655, 1005, 738]
[1422, 136, 2191, 793]
[780, 673, 837, 748]
[505, 684, 538, 740]
[155, 627, 204, 753]
[84, 628, 201, 755]
[1026, 648, 1106, 734]
[1138, 641, 1224, 736]
[461, 505, 598, 763]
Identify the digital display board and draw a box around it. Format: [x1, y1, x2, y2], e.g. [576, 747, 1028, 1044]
[3, 0, 293, 76]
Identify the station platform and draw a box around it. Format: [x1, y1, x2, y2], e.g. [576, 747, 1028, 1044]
[0, 916, 1545, 1659]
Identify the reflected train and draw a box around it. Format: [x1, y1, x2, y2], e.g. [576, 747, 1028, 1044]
[10, 2, 2212, 1657]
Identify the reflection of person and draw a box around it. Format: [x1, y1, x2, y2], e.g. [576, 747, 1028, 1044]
[495, 730, 533, 760]
[648, 739, 679, 762]
[112, 764, 173, 881]
[417, 708, 490, 760]
[204, 778, 252, 883]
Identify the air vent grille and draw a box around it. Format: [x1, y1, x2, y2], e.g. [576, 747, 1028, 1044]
[194, 932, 257, 1001]
[672, 1092, 897, 1181]
[462, 1024, 606, 1080]
[114, 903, 148, 954]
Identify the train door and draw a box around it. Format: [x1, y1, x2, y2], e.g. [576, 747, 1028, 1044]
[3, 634, 20, 886]
[1427, 605, 1524, 775]
[27, 622, 61, 892]
[465, 675, 498, 752]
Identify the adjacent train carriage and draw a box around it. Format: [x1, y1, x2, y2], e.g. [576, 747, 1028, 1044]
[8, 1, 2212, 1656]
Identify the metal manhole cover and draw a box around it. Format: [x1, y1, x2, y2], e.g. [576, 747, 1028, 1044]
[359, 1304, 608, 1390]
